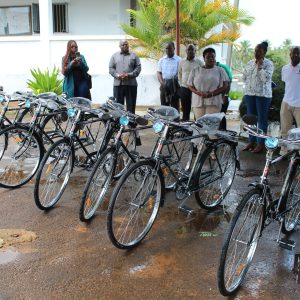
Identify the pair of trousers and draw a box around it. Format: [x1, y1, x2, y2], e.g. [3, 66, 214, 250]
[280, 101, 300, 138]
[160, 86, 179, 112]
[179, 87, 192, 121]
[219, 100, 229, 130]
[193, 105, 219, 120]
[113, 85, 137, 114]
[245, 95, 272, 144]
[74, 80, 90, 99]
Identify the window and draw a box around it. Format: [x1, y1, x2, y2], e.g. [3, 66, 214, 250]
[0, 6, 31, 36]
[53, 3, 68, 33]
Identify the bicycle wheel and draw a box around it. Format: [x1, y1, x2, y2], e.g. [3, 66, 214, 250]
[162, 128, 193, 189]
[0, 125, 43, 188]
[195, 140, 236, 210]
[218, 188, 264, 296]
[107, 160, 163, 249]
[34, 138, 73, 210]
[80, 147, 116, 222]
[281, 164, 300, 234]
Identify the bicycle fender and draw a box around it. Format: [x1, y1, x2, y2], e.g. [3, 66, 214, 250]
[248, 182, 264, 190]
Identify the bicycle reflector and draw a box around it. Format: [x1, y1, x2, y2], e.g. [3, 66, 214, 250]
[67, 107, 76, 118]
[265, 137, 278, 149]
[153, 121, 164, 133]
[119, 115, 129, 126]
[25, 99, 31, 108]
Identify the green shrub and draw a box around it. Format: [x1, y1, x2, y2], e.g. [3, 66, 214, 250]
[229, 90, 243, 100]
[27, 66, 63, 95]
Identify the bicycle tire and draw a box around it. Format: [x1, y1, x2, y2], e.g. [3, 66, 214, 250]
[218, 188, 264, 296]
[162, 127, 193, 189]
[195, 140, 236, 210]
[34, 138, 73, 210]
[0, 125, 43, 188]
[281, 163, 300, 234]
[15, 107, 32, 123]
[107, 160, 163, 249]
[80, 147, 117, 222]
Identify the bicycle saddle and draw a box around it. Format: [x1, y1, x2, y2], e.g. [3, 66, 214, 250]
[195, 112, 225, 130]
[68, 97, 92, 110]
[150, 106, 180, 121]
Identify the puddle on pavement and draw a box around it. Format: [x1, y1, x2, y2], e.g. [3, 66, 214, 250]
[0, 249, 19, 265]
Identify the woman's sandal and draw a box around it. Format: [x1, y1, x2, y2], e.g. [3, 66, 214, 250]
[242, 143, 256, 151]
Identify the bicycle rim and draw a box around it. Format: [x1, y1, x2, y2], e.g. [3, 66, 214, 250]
[35, 140, 72, 209]
[108, 161, 161, 249]
[0, 127, 41, 188]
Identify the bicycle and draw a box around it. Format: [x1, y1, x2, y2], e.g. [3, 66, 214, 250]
[107, 108, 238, 249]
[217, 114, 300, 296]
[0, 93, 68, 188]
[79, 108, 150, 222]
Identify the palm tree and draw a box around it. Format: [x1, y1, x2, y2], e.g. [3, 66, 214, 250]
[121, 0, 254, 60]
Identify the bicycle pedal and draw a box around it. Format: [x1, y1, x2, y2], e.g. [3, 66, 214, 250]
[278, 238, 295, 251]
[178, 205, 194, 216]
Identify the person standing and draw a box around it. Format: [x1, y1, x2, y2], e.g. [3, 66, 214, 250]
[280, 46, 300, 155]
[187, 47, 228, 120]
[242, 41, 274, 153]
[157, 42, 181, 112]
[109, 40, 141, 114]
[62, 40, 91, 99]
[178, 44, 203, 121]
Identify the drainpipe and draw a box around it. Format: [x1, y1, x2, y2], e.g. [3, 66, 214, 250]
[176, 0, 180, 56]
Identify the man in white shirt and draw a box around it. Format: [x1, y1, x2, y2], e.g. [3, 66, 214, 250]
[280, 46, 300, 155]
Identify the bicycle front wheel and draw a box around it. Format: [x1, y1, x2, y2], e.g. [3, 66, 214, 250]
[34, 139, 73, 210]
[195, 140, 236, 210]
[218, 188, 264, 296]
[107, 160, 163, 249]
[80, 147, 116, 222]
[0, 125, 43, 188]
[281, 164, 300, 234]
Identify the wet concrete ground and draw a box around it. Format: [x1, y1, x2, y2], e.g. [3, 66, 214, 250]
[0, 121, 300, 299]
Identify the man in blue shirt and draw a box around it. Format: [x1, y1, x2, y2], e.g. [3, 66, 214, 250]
[157, 42, 181, 111]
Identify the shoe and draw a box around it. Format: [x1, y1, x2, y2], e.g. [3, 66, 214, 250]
[251, 144, 264, 153]
[135, 137, 142, 146]
[242, 142, 256, 151]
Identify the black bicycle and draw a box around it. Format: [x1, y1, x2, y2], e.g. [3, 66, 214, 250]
[0, 93, 68, 188]
[107, 108, 238, 249]
[218, 115, 300, 296]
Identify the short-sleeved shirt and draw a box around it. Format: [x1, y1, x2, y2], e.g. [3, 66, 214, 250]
[157, 55, 181, 80]
[242, 58, 273, 98]
[282, 63, 300, 107]
[216, 62, 232, 81]
[187, 66, 228, 109]
[178, 58, 203, 88]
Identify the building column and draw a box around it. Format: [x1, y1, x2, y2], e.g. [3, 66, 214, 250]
[39, 0, 53, 69]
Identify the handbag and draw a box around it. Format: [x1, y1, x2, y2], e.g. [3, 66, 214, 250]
[87, 73, 92, 89]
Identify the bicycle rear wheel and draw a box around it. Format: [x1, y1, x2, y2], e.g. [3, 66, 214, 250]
[162, 128, 193, 189]
[195, 140, 236, 210]
[0, 125, 43, 188]
[34, 139, 73, 210]
[218, 188, 264, 296]
[107, 160, 163, 249]
[281, 163, 300, 234]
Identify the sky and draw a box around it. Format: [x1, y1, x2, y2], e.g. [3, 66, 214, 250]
[237, 0, 300, 48]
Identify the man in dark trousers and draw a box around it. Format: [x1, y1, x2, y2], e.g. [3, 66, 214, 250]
[109, 40, 142, 144]
[109, 40, 141, 114]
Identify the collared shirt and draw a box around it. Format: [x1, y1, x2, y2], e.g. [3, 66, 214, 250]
[109, 51, 141, 86]
[282, 63, 300, 107]
[242, 58, 273, 98]
[157, 55, 181, 80]
[178, 58, 203, 88]
[187, 65, 228, 109]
